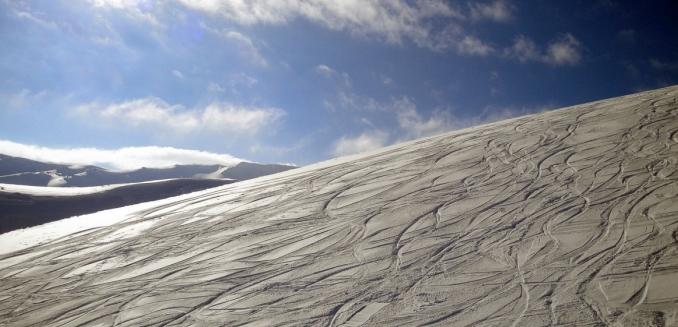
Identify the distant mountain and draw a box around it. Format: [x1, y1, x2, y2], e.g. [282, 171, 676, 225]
[0, 154, 296, 233]
[0, 178, 234, 233]
[220, 161, 298, 180]
[0, 154, 296, 187]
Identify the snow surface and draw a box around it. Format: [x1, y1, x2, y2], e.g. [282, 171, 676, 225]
[0, 182, 124, 196]
[1, 86, 678, 326]
[0, 180, 239, 255]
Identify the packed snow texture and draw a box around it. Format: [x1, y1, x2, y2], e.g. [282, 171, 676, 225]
[1, 86, 678, 326]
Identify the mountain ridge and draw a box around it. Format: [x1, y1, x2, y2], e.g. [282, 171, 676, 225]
[0, 154, 295, 187]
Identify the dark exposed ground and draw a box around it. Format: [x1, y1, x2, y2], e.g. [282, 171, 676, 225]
[0, 179, 233, 233]
[0, 158, 295, 233]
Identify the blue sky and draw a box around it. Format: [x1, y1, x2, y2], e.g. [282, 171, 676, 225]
[1, 0, 677, 169]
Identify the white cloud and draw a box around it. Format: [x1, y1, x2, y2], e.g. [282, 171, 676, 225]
[88, 0, 161, 26]
[81, 0, 505, 57]
[456, 36, 494, 56]
[333, 131, 389, 157]
[207, 82, 226, 93]
[332, 96, 482, 158]
[503, 35, 540, 62]
[171, 69, 184, 79]
[223, 31, 268, 67]
[477, 103, 555, 123]
[470, 0, 512, 22]
[0, 89, 47, 110]
[315, 64, 336, 77]
[198, 24, 268, 67]
[0, 139, 243, 171]
[331, 97, 554, 158]
[75, 97, 284, 135]
[382, 76, 393, 86]
[179, 0, 459, 45]
[14, 9, 59, 29]
[315, 64, 351, 88]
[316, 64, 380, 112]
[393, 97, 457, 139]
[230, 73, 258, 87]
[219, 73, 259, 95]
[201, 103, 284, 132]
[89, 0, 147, 9]
[86, 97, 200, 133]
[505, 33, 582, 66]
[334, 91, 381, 112]
[178, 0, 503, 56]
[544, 33, 582, 66]
[208, 74, 258, 94]
[248, 133, 314, 160]
[360, 117, 375, 128]
[391, 97, 552, 143]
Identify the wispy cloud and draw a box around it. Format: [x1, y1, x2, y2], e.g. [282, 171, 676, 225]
[504, 33, 583, 66]
[332, 97, 457, 157]
[179, 1, 460, 45]
[209, 74, 259, 94]
[315, 64, 351, 87]
[381, 76, 393, 86]
[74, 97, 285, 135]
[223, 31, 268, 67]
[178, 0, 504, 57]
[315, 64, 380, 111]
[333, 131, 389, 157]
[650, 59, 678, 72]
[230, 73, 258, 88]
[207, 82, 226, 93]
[394, 97, 458, 139]
[315, 64, 337, 78]
[0, 89, 48, 110]
[13, 8, 59, 29]
[88, 0, 161, 27]
[43, 0, 514, 59]
[470, 0, 513, 22]
[456, 36, 494, 56]
[332, 96, 555, 158]
[544, 34, 582, 66]
[197, 23, 268, 67]
[0, 139, 243, 171]
[503, 35, 540, 62]
[171, 69, 184, 79]
[202, 103, 284, 133]
[249, 132, 316, 161]
[474, 103, 554, 124]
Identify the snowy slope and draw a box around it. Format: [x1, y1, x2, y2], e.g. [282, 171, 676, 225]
[0, 178, 235, 233]
[1, 86, 678, 326]
[0, 178, 231, 196]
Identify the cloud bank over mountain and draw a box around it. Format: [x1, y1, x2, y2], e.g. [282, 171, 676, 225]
[0, 140, 243, 171]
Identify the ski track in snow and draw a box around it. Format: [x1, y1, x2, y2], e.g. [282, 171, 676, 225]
[1, 86, 678, 326]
